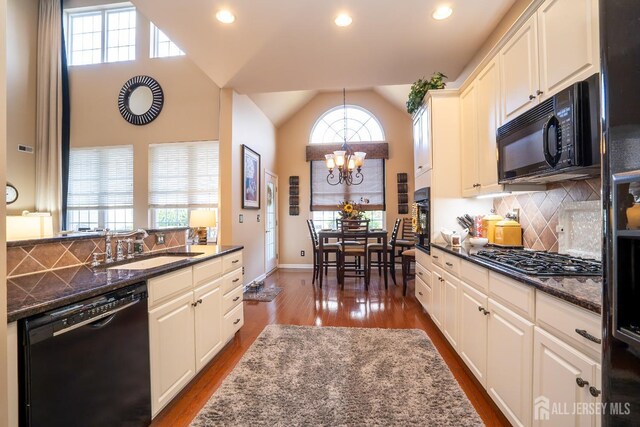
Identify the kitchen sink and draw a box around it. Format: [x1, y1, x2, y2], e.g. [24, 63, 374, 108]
[106, 255, 195, 270]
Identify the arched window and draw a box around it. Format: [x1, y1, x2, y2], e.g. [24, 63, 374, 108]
[310, 105, 385, 144]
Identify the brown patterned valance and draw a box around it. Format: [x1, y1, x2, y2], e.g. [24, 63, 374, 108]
[305, 142, 389, 161]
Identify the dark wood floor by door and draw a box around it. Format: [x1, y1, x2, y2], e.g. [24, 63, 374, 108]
[151, 269, 510, 426]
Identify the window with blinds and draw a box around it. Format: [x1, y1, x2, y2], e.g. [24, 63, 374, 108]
[310, 159, 385, 211]
[67, 145, 134, 231]
[149, 141, 219, 229]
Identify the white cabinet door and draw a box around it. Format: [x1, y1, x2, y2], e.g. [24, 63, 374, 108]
[194, 278, 223, 372]
[595, 364, 602, 427]
[413, 111, 423, 177]
[475, 57, 501, 193]
[149, 291, 196, 417]
[487, 298, 534, 427]
[460, 82, 479, 197]
[420, 101, 432, 172]
[533, 327, 597, 427]
[500, 14, 540, 124]
[459, 282, 489, 387]
[537, 0, 599, 98]
[431, 267, 444, 330]
[443, 272, 460, 350]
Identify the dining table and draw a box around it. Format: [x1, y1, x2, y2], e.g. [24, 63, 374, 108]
[317, 228, 389, 288]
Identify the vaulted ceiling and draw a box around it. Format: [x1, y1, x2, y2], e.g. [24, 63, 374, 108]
[132, 0, 518, 124]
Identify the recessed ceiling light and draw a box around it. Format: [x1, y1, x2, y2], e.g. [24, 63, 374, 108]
[335, 14, 353, 27]
[432, 6, 453, 20]
[216, 10, 235, 24]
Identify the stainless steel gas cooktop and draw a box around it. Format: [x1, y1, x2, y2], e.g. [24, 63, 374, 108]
[473, 249, 602, 277]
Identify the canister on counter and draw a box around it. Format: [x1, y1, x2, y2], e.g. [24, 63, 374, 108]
[482, 212, 504, 244]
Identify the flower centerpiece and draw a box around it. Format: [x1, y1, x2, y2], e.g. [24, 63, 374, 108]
[338, 200, 364, 221]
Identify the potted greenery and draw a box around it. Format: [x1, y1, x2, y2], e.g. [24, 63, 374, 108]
[406, 72, 448, 115]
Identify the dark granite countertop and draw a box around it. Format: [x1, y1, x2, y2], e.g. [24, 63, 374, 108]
[420, 243, 602, 314]
[6, 245, 243, 323]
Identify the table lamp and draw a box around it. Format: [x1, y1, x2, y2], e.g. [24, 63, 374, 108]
[189, 210, 216, 245]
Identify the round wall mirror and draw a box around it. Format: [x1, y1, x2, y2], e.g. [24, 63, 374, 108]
[118, 75, 164, 125]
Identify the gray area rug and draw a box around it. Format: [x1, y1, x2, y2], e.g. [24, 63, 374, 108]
[190, 325, 483, 426]
[243, 286, 282, 302]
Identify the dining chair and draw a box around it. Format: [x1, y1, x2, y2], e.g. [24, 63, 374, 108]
[390, 217, 415, 284]
[306, 220, 339, 286]
[367, 218, 401, 287]
[337, 219, 371, 289]
[401, 248, 416, 296]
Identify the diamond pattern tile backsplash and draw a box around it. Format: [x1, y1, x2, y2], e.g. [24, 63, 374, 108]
[7, 230, 187, 278]
[493, 177, 601, 252]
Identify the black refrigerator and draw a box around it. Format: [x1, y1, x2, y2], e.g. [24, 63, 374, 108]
[601, 1, 640, 425]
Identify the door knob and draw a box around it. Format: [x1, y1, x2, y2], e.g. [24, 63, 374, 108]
[589, 386, 601, 397]
[529, 94, 536, 100]
[536, 90, 544, 96]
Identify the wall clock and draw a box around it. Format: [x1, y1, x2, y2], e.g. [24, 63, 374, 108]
[6, 183, 18, 205]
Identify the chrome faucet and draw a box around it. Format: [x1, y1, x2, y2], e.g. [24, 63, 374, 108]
[104, 230, 113, 263]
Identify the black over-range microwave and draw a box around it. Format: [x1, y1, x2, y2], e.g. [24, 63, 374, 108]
[497, 74, 600, 184]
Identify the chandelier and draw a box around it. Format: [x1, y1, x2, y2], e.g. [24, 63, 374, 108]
[325, 89, 366, 186]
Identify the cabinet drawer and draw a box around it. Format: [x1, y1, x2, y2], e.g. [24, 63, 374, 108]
[431, 248, 444, 268]
[415, 248, 431, 270]
[193, 257, 223, 287]
[443, 253, 461, 277]
[415, 275, 432, 313]
[224, 303, 244, 339]
[222, 268, 243, 295]
[223, 285, 243, 314]
[223, 251, 243, 274]
[148, 268, 194, 308]
[489, 271, 535, 321]
[460, 260, 489, 293]
[416, 262, 431, 287]
[536, 292, 602, 360]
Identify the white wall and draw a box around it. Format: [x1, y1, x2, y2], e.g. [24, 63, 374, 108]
[219, 90, 276, 284]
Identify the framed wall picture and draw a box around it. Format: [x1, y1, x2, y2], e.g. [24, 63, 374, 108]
[242, 145, 261, 209]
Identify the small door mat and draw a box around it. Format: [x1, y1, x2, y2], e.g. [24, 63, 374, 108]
[243, 286, 282, 302]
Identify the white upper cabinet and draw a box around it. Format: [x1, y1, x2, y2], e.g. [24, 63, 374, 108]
[476, 58, 501, 193]
[460, 83, 479, 197]
[537, 0, 600, 99]
[500, 0, 600, 124]
[412, 101, 433, 177]
[500, 14, 540, 124]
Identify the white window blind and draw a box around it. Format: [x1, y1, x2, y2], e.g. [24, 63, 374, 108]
[149, 141, 219, 209]
[310, 159, 385, 211]
[68, 145, 134, 210]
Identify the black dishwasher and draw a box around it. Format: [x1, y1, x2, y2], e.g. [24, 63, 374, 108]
[21, 282, 151, 427]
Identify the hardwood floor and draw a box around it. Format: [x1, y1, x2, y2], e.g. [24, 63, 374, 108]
[151, 269, 510, 426]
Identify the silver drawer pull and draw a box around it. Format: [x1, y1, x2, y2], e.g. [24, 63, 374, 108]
[232, 259, 240, 264]
[576, 377, 589, 388]
[575, 328, 601, 344]
[233, 318, 241, 325]
[233, 278, 240, 283]
[233, 296, 240, 302]
[446, 262, 453, 267]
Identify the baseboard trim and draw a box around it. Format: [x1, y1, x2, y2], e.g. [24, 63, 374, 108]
[278, 263, 313, 269]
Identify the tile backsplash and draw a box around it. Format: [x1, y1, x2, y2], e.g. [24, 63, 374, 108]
[6, 229, 187, 278]
[493, 178, 601, 252]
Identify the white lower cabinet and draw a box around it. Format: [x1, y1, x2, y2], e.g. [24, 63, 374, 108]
[194, 279, 224, 372]
[443, 272, 460, 350]
[149, 291, 196, 417]
[148, 250, 244, 418]
[459, 282, 489, 387]
[431, 267, 444, 330]
[533, 327, 599, 427]
[487, 298, 534, 427]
